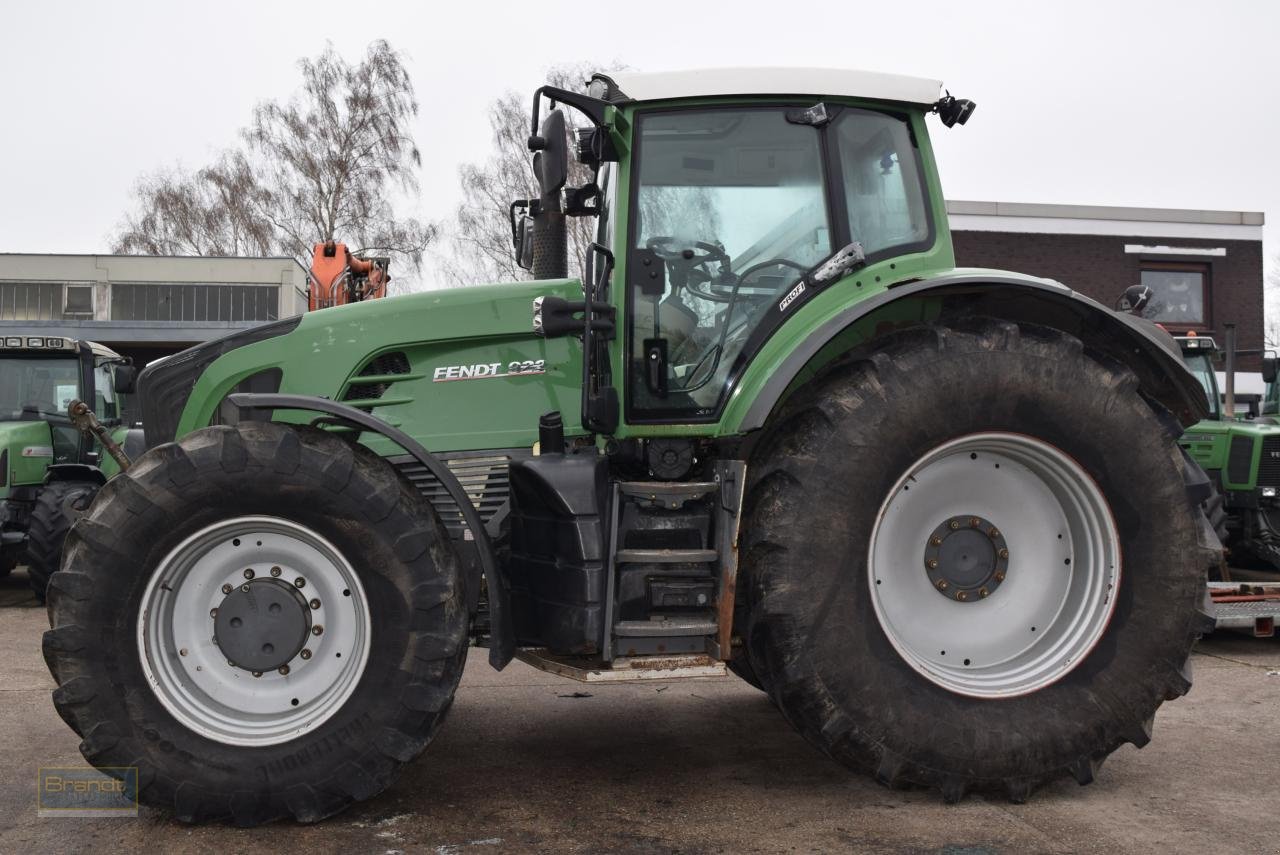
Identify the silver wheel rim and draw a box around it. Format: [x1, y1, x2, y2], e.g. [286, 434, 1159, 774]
[137, 516, 371, 746]
[868, 433, 1119, 698]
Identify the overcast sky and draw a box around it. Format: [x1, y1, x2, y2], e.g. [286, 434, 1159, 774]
[2, 0, 1276, 296]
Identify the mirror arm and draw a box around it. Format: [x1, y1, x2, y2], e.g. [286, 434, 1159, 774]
[529, 85, 612, 144]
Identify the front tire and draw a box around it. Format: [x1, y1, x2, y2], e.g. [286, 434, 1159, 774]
[27, 479, 99, 601]
[43, 423, 468, 825]
[742, 319, 1217, 802]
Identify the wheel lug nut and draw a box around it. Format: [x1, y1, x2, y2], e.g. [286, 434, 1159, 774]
[252, 671, 263, 678]
[979, 588, 990, 598]
[949, 520, 960, 530]
[969, 517, 981, 528]
[179, 648, 188, 657]
[294, 577, 306, 588]
[957, 591, 968, 601]
[300, 649, 312, 660]
[926, 558, 939, 570]
[312, 625, 324, 636]
[999, 548, 1009, 560]
[209, 608, 218, 618]
[936, 580, 949, 591]
[278, 665, 290, 675]
[243, 568, 255, 579]
[309, 598, 321, 610]
[270, 566, 282, 577]
[930, 536, 943, 546]
[221, 584, 233, 595]
[227, 660, 236, 667]
[989, 528, 1000, 539]
[241, 584, 250, 593]
[995, 572, 1006, 582]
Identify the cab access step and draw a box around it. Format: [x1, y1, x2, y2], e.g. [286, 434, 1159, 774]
[505, 417, 744, 681]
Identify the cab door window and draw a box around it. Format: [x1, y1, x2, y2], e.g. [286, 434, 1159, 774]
[628, 107, 830, 418]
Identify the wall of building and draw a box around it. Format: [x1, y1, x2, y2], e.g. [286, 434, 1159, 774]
[0, 254, 309, 356]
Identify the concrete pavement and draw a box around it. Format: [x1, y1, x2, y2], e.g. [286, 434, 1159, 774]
[2, 566, 1279, 854]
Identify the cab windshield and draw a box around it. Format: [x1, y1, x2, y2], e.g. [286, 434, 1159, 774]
[628, 104, 931, 419]
[0, 356, 81, 421]
[1181, 351, 1221, 420]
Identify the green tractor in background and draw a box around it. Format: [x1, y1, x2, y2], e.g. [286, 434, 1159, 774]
[0, 335, 139, 599]
[1176, 329, 1280, 576]
[44, 68, 1220, 824]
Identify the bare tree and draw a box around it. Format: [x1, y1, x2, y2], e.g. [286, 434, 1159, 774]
[1266, 251, 1280, 349]
[445, 62, 621, 286]
[113, 41, 434, 282]
[114, 153, 272, 256]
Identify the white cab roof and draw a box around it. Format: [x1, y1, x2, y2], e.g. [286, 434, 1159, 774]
[607, 67, 944, 106]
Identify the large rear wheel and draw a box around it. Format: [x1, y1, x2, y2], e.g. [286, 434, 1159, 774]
[742, 319, 1218, 801]
[43, 423, 468, 825]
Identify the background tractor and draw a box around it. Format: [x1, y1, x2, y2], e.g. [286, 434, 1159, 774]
[44, 67, 1218, 825]
[1175, 329, 1280, 573]
[0, 335, 138, 599]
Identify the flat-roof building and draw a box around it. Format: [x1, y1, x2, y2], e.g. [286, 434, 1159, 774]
[949, 201, 1266, 364]
[0, 253, 309, 371]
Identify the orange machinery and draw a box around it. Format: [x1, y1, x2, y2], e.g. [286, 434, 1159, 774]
[308, 241, 390, 311]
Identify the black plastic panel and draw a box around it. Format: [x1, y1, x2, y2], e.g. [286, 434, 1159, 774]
[506, 452, 610, 654]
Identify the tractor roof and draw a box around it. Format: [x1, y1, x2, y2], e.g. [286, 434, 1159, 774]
[602, 67, 944, 106]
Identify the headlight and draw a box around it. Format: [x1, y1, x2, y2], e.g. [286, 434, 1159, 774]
[1262, 487, 1277, 498]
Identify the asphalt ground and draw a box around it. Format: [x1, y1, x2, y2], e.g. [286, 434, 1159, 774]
[2, 566, 1278, 855]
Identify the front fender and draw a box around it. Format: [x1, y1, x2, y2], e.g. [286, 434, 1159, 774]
[728, 269, 1209, 433]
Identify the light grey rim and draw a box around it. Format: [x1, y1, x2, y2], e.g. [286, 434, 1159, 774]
[868, 432, 1120, 698]
[137, 516, 371, 746]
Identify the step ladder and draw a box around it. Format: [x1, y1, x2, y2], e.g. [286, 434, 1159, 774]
[602, 463, 745, 664]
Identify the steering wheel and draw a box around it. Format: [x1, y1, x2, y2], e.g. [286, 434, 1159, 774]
[644, 236, 736, 303]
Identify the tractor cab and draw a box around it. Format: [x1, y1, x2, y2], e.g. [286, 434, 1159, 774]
[1176, 333, 1222, 420]
[0, 335, 137, 589]
[512, 69, 970, 432]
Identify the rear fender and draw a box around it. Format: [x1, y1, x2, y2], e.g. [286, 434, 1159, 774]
[733, 271, 1209, 434]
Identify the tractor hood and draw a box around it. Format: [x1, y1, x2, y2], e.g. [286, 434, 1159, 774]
[144, 279, 587, 454]
[0, 420, 54, 496]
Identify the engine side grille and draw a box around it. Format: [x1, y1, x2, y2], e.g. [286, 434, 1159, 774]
[342, 351, 411, 409]
[1259, 437, 1280, 488]
[391, 450, 527, 538]
[1227, 435, 1255, 485]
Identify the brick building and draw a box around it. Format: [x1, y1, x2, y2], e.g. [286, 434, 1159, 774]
[948, 200, 1266, 364]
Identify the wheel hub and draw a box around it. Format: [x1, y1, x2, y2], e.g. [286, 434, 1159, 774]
[923, 515, 1009, 601]
[214, 578, 312, 672]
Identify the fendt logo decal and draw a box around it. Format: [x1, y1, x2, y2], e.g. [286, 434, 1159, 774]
[432, 359, 547, 382]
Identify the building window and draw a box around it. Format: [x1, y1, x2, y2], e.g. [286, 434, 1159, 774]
[0, 281, 95, 321]
[1140, 262, 1210, 329]
[63, 284, 94, 317]
[110, 283, 279, 322]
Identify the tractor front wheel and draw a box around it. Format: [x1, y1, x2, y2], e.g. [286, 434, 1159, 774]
[741, 319, 1217, 802]
[27, 479, 99, 602]
[43, 422, 468, 825]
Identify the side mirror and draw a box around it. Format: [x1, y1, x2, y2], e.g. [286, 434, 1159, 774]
[1263, 356, 1278, 384]
[530, 109, 568, 197]
[113, 364, 138, 394]
[515, 215, 534, 271]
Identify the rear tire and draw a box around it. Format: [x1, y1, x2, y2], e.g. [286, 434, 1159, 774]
[742, 319, 1217, 802]
[43, 423, 468, 825]
[27, 479, 99, 602]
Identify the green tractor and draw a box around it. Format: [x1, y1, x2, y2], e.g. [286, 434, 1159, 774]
[0, 335, 138, 599]
[1176, 330, 1280, 574]
[44, 68, 1219, 825]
